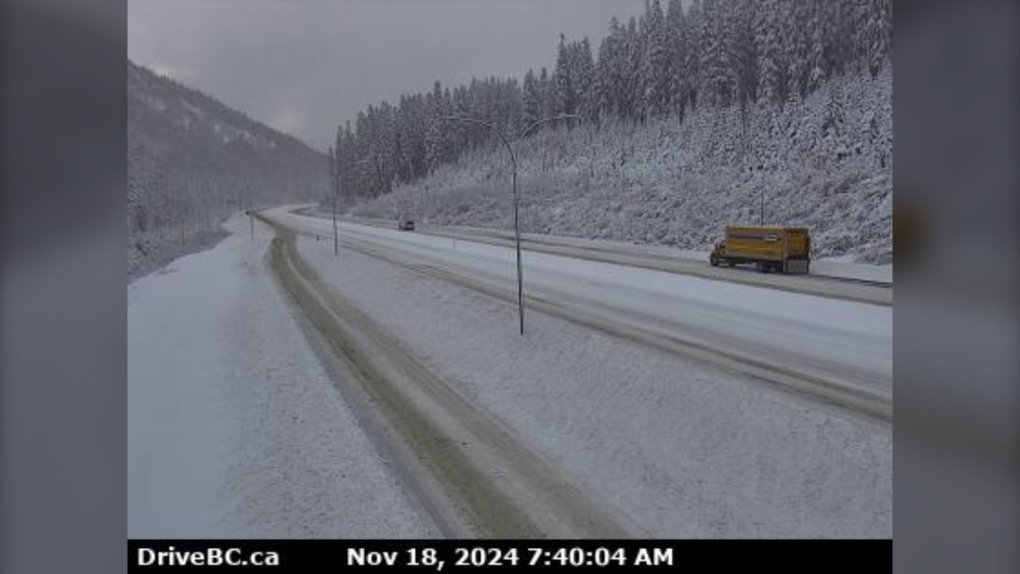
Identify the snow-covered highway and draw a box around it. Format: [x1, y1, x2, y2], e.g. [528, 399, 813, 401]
[325, 212, 894, 305]
[264, 206, 893, 422]
[130, 209, 892, 538]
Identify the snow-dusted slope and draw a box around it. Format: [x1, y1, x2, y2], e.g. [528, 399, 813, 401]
[127, 60, 327, 279]
[352, 67, 892, 264]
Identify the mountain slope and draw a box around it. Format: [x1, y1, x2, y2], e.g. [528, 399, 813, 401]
[128, 59, 327, 278]
[352, 65, 893, 264]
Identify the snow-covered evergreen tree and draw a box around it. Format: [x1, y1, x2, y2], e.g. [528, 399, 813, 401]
[425, 83, 447, 176]
[756, 0, 790, 105]
[700, 0, 734, 107]
[640, 0, 672, 118]
[728, 0, 759, 109]
[574, 38, 598, 124]
[862, 0, 893, 77]
[596, 17, 627, 119]
[523, 69, 543, 129]
[538, 67, 556, 120]
[322, 0, 893, 244]
[554, 34, 576, 116]
[623, 16, 642, 119]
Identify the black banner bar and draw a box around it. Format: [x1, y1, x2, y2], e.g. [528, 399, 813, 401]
[128, 540, 890, 572]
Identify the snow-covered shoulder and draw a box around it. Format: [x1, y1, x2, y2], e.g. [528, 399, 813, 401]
[128, 213, 432, 538]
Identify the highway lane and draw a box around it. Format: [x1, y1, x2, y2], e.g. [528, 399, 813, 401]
[267, 225, 645, 537]
[261, 207, 892, 421]
[295, 208, 892, 306]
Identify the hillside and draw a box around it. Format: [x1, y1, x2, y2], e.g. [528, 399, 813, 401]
[351, 66, 893, 263]
[127, 60, 327, 278]
[330, 0, 893, 264]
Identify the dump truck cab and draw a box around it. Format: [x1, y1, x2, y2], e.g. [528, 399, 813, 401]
[709, 241, 731, 267]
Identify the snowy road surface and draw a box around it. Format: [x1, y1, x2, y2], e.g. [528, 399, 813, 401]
[266, 207, 893, 421]
[299, 209, 892, 304]
[266, 206, 889, 536]
[129, 209, 891, 537]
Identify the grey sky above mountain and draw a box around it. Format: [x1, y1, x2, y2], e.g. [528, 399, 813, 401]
[128, 0, 650, 151]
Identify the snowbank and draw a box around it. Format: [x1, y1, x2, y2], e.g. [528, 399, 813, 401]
[128, 214, 432, 537]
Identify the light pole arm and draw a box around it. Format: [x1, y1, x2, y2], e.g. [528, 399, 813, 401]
[439, 116, 517, 172]
[519, 114, 581, 140]
[438, 115, 525, 335]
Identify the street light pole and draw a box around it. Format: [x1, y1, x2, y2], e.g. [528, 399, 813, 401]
[329, 147, 340, 256]
[439, 114, 580, 336]
[512, 168, 523, 334]
[440, 116, 523, 334]
[331, 152, 371, 257]
[333, 186, 340, 256]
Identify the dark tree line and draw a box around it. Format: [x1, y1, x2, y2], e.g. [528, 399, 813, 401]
[330, 0, 892, 202]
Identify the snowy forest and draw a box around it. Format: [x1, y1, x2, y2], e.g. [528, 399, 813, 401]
[128, 60, 327, 278]
[330, 0, 894, 263]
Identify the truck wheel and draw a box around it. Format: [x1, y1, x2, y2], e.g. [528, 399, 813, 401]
[710, 256, 719, 267]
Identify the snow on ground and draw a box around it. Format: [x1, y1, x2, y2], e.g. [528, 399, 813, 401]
[128, 214, 433, 538]
[275, 212, 892, 393]
[351, 67, 893, 264]
[293, 231, 892, 537]
[311, 206, 892, 285]
[812, 259, 893, 283]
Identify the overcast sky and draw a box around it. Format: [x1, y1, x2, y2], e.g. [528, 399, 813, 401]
[128, 0, 650, 151]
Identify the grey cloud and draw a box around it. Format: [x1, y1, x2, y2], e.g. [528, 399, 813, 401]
[129, 0, 647, 150]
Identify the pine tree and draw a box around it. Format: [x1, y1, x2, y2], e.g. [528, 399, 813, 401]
[538, 67, 556, 120]
[787, 0, 825, 98]
[685, 0, 703, 111]
[595, 17, 625, 119]
[622, 16, 641, 119]
[425, 81, 447, 175]
[665, 0, 687, 120]
[728, 0, 759, 109]
[640, 0, 672, 118]
[756, 0, 789, 105]
[575, 38, 598, 124]
[862, 0, 892, 77]
[554, 34, 577, 116]
[700, 0, 733, 107]
[337, 122, 356, 202]
[496, 77, 522, 136]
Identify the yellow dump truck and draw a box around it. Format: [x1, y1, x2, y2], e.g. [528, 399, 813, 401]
[709, 226, 811, 274]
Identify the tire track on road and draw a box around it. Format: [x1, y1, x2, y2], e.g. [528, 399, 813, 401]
[267, 224, 644, 538]
[293, 209, 892, 306]
[271, 216, 891, 424]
